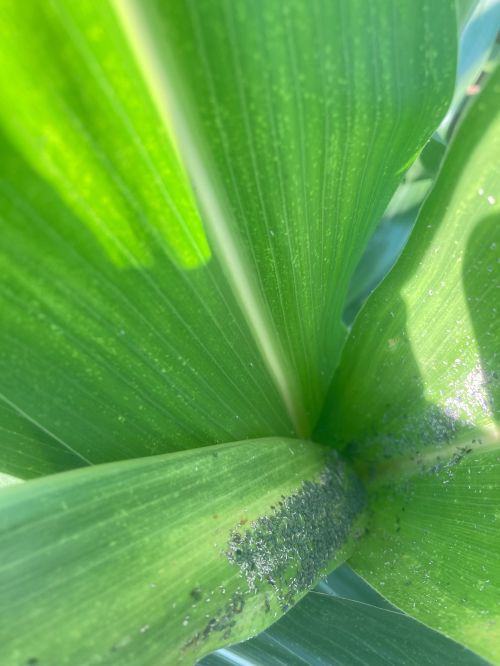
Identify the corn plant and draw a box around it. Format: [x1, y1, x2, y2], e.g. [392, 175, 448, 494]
[0, 1, 498, 665]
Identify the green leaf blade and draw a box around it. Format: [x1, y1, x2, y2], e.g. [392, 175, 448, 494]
[0, 0, 458, 474]
[316, 65, 500, 662]
[0, 438, 366, 665]
[0, 0, 295, 476]
[116, 0, 457, 430]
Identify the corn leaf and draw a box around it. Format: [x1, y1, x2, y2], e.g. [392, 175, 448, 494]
[0, 0, 457, 476]
[0, 437, 366, 665]
[0, 0, 457, 479]
[115, 0, 456, 433]
[316, 65, 500, 662]
[202, 593, 490, 666]
[0, 0, 293, 477]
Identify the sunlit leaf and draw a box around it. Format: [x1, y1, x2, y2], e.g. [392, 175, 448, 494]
[0, 1, 293, 476]
[116, 0, 457, 430]
[0, 0, 457, 476]
[0, 2, 471, 664]
[316, 65, 500, 662]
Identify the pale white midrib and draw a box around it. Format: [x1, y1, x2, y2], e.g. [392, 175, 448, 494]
[113, 0, 307, 437]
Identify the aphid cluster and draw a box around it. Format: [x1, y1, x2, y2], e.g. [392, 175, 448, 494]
[226, 450, 366, 611]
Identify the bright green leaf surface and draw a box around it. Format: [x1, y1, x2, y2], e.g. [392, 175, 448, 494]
[202, 594, 490, 666]
[0, 0, 294, 477]
[316, 66, 500, 661]
[116, 0, 456, 430]
[0, 437, 366, 666]
[0, 0, 457, 476]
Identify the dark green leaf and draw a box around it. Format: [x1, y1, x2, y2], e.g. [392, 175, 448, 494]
[202, 594, 490, 666]
[0, 1, 292, 477]
[316, 563, 396, 611]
